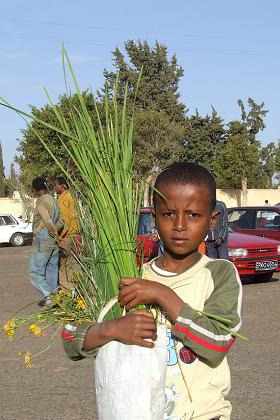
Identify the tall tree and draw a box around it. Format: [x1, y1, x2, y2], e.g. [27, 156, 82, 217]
[101, 40, 187, 203]
[102, 40, 186, 122]
[133, 109, 185, 204]
[16, 91, 98, 192]
[274, 141, 280, 184]
[238, 98, 268, 142]
[4, 162, 18, 198]
[181, 108, 225, 171]
[0, 142, 5, 197]
[9, 162, 17, 181]
[258, 142, 277, 188]
[213, 121, 260, 191]
[214, 99, 268, 204]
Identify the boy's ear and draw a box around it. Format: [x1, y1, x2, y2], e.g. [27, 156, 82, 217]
[209, 210, 220, 230]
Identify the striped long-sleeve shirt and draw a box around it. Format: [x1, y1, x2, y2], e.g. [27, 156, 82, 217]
[62, 254, 242, 419]
[142, 254, 242, 419]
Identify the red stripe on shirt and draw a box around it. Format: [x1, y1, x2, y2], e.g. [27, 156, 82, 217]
[61, 330, 74, 342]
[174, 324, 235, 352]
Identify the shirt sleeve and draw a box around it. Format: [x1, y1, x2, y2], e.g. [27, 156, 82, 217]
[172, 260, 242, 367]
[61, 322, 99, 361]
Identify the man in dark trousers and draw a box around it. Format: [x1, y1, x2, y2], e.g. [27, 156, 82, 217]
[206, 200, 229, 259]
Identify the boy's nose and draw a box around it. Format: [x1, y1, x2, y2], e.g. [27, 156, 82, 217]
[173, 214, 186, 231]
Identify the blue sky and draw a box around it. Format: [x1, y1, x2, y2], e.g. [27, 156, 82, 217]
[1, 0, 280, 176]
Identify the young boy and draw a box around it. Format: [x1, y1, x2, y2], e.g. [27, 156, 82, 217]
[62, 162, 242, 420]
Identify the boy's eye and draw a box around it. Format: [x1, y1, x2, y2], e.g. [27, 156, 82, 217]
[188, 212, 199, 218]
[162, 211, 176, 218]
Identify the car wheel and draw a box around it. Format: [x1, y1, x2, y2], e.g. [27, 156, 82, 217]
[10, 233, 25, 247]
[257, 272, 273, 282]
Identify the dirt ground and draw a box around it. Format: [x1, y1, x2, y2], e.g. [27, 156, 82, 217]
[0, 245, 279, 420]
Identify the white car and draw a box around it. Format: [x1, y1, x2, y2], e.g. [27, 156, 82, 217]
[0, 214, 33, 246]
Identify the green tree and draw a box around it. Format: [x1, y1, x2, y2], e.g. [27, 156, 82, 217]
[102, 40, 186, 122]
[16, 91, 97, 192]
[238, 98, 268, 142]
[100, 40, 187, 203]
[133, 109, 185, 204]
[258, 142, 277, 188]
[214, 99, 269, 203]
[4, 162, 18, 197]
[9, 162, 17, 181]
[181, 108, 225, 170]
[213, 121, 260, 190]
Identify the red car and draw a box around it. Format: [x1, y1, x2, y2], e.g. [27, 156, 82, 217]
[137, 208, 280, 280]
[228, 206, 280, 241]
[227, 227, 280, 280]
[137, 208, 158, 263]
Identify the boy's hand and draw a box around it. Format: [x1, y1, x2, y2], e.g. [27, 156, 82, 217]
[118, 277, 166, 310]
[111, 310, 157, 348]
[119, 277, 185, 323]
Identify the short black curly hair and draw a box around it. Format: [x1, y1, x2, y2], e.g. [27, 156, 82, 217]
[153, 161, 216, 211]
[32, 177, 48, 191]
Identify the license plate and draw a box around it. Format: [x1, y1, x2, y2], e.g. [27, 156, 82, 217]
[255, 260, 278, 271]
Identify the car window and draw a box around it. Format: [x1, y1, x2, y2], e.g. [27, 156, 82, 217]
[0, 216, 5, 226]
[256, 210, 280, 229]
[228, 209, 256, 229]
[138, 212, 154, 235]
[1, 215, 17, 225]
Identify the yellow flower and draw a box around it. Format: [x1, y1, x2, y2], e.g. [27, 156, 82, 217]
[2, 319, 16, 337]
[24, 352, 32, 368]
[29, 324, 44, 337]
[75, 272, 83, 279]
[18, 352, 22, 357]
[76, 298, 85, 310]
[8, 329, 15, 337]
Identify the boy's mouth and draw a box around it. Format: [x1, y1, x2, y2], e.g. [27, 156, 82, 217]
[171, 236, 188, 243]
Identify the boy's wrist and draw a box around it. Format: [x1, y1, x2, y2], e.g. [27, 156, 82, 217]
[157, 286, 184, 323]
[84, 321, 114, 351]
[99, 319, 118, 342]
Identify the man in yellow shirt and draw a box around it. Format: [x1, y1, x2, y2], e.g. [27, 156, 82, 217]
[54, 175, 79, 291]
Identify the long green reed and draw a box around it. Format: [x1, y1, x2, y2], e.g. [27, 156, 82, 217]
[0, 46, 144, 321]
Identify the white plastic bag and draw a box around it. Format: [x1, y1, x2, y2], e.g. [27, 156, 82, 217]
[94, 298, 167, 420]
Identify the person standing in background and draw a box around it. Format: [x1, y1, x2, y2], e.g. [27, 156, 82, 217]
[29, 177, 60, 307]
[206, 200, 229, 259]
[54, 175, 79, 291]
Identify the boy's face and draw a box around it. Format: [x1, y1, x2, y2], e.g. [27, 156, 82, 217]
[155, 183, 219, 257]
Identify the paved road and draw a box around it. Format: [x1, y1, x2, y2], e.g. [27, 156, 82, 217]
[0, 245, 279, 420]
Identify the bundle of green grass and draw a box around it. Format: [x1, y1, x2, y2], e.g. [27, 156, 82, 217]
[1, 47, 143, 322]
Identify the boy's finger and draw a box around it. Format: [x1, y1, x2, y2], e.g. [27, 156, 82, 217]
[119, 277, 139, 288]
[140, 330, 157, 341]
[138, 339, 155, 348]
[122, 297, 140, 311]
[132, 309, 153, 317]
[118, 290, 135, 306]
